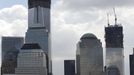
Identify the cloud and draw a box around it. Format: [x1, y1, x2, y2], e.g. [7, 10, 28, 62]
[0, 5, 27, 66]
[61, 0, 134, 11]
[0, 5, 27, 36]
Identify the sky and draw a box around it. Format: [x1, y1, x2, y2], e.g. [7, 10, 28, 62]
[0, 0, 134, 75]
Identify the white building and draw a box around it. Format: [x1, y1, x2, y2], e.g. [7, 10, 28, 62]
[14, 43, 47, 75]
[106, 48, 124, 75]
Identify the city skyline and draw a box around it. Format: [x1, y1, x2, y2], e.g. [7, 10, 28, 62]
[0, 0, 134, 75]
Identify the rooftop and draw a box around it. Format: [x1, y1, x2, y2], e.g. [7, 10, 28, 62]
[21, 43, 41, 50]
[80, 33, 97, 40]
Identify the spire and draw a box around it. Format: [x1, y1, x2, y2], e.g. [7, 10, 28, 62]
[113, 8, 117, 25]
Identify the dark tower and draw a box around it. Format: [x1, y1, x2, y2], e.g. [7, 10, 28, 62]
[105, 9, 124, 75]
[105, 25, 123, 48]
[105, 10, 123, 48]
[1, 37, 24, 74]
[64, 60, 75, 75]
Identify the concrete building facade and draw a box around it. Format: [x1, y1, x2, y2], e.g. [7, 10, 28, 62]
[15, 43, 47, 75]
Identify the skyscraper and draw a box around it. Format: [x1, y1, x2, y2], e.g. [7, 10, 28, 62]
[129, 48, 134, 75]
[76, 33, 104, 75]
[64, 60, 75, 75]
[25, 0, 52, 75]
[1, 37, 24, 74]
[105, 15, 124, 75]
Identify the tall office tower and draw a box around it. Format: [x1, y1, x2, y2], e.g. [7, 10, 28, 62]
[64, 60, 75, 75]
[15, 43, 47, 75]
[25, 0, 52, 75]
[1, 37, 24, 74]
[105, 13, 124, 75]
[129, 48, 134, 75]
[76, 33, 104, 75]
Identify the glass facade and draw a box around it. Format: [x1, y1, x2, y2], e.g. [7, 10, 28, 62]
[105, 25, 123, 48]
[1, 37, 24, 74]
[105, 25, 124, 75]
[64, 60, 75, 75]
[26, 0, 52, 74]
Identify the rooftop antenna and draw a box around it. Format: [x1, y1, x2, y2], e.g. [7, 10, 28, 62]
[113, 8, 117, 25]
[107, 13, 110, 26]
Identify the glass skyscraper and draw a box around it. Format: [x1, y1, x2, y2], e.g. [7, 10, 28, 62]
[76, 33, 104, 75]
[25, 0, 52, 75]
[64, 60, 75, 75]
[105, 24, 124, 75]
[1, 37, 24, 74]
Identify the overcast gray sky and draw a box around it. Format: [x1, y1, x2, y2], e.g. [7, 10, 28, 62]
[0, 0, 134, 75]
